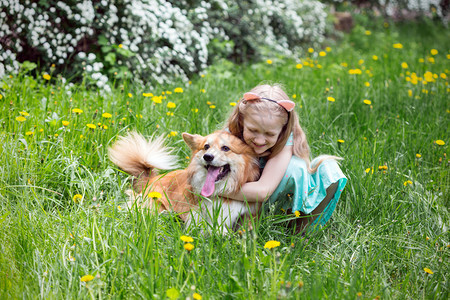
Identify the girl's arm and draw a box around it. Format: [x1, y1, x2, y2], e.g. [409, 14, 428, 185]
[228, 145, 293, 202]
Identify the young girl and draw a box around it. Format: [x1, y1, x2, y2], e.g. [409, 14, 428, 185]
[224, 84, 347, 232]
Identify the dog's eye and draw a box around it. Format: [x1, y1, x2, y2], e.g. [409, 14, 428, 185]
[221, 146, 230, 152]
[204, 144, 210, 150]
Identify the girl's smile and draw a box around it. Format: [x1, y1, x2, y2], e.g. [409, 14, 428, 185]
[242, 111, 285, 156]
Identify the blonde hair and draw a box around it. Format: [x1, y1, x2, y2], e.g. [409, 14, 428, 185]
[226, 84, 312, 165]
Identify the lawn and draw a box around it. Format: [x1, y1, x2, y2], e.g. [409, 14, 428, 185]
[0, 19, 448, 299]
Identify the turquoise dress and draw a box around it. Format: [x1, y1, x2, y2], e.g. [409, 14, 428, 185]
[262, 134, 347, 227]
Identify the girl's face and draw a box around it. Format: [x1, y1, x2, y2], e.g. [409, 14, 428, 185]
[242, 110, 285, 156]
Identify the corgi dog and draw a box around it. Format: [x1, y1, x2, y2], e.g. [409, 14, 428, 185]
[108, 130, 261, 233]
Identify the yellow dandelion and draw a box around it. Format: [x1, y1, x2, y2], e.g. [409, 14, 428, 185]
[319, 51, 326, 57]
[358, 59, 364, 65]
[193, 292, 202, 300]
[403, 180, 413, 186]
[364, 82, 370, 87]
[440, 73, 447, 79]
[363, 99, 372, 105]
[357, 292, 362, 297]
[296, 63, 303, 69]
[142, 92, 153, 97]
[19, 111, 29, 116]
[180, 235, 194, 243]
[423, 267, 433, 274]
[148, 192, 162, 199]
[166, 112, 174, 116]
[102, 112, 112, 118]
[127, 93, 133, 98]
[428, 57, 435, 63]
[327, 96, 335, 102]
[80, 275, 95, 282]
[264, 240, 281, 249]
[365, 167, 374, 174]
[294, 211, 300, 217]
[25, 131, 34, 136]
[86, 124, 96, 129]
[169, 131, 178, 137]
[365, 30, 371, 35]
[430, 49, 438, 55]
[401, 62, 408, 69]
[393, 43, 403, 49]
[0, 94, 2, 100]
[266, 59, 273, 64]
[416, 154, 422, 158]
[408, 89, 413, 97]
[174, 87, 183, 93]
[167, 102, 176, 109]
[118, 44, 123, 48]
[209, 105, 216, 109]
[73, 194, 83, 203]
[184, 243, 194, 251]
[192, 108, 198, 113]
[16, 116, 26, 122]
[341, 62, 348, 67]
[326, 46, 331, 52]
[43, 74, 51, 80]
[308, 48, 314, 53]
[337, 139, 345, 143]
[378, 165, 388, 170]
[103, 125, 108, 129]
[152, 96, 162, 103]
[229, 102, 236, 106]
[72, 108, 83, 114]
[372, 55, 378, 61]
[292, 94, 297, 99]
[435, 140, 445, 146]
[62, 121, 69, 126]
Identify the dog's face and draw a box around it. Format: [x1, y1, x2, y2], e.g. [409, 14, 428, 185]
[182, 131, 260, 198]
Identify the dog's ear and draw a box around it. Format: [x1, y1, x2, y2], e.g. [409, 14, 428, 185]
[182, 132, 204, 151]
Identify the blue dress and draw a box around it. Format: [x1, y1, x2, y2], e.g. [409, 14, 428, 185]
[262, 134, 347, 227]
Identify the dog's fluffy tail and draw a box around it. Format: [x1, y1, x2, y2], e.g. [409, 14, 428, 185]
[108, 131, 179, 178]
[309, 155, 342, 174]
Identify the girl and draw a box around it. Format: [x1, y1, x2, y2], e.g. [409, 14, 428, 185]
[224, 84, 347, 232]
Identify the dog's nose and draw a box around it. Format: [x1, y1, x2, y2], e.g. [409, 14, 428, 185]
[203, 153, 214, 162]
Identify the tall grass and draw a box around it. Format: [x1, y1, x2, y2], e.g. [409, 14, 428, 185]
[0, 20, 448, 299]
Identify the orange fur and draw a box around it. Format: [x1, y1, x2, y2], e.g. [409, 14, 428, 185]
[109, 130, 261, 229]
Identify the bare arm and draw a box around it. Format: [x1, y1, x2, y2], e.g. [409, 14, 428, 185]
[228, 145, 293, 202]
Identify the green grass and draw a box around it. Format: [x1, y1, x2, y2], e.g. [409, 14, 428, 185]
[0, 20, 449, 299]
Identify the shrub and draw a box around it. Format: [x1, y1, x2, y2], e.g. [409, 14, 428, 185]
[0, 0, 328, 89]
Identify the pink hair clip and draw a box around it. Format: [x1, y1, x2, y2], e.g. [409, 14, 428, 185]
[243, 92, 295, 112]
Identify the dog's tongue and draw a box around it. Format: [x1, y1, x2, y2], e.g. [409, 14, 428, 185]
[201, 166, 221, 197]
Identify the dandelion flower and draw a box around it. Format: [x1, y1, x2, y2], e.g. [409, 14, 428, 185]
[296, 63, 303, 69]
[0, 94, 2, 100]
[16, 116, 26, 122]
[62, 121, 69, 126]
[25, 131, 34, 136]
[308, 48, 314, 53]
[209, 105, 216, 109]
[72, 108, 83, 114]
[266, 59, 273, 64]
[340, 62, 348, 67]
[430, 49, 438, 55]
[264, 240, 281, 249]
[80, 275, 95, 282]
[372, 55, 378, 61]
[128, 93, 133, 98]
[423, 267, 433, 274]
[393, 43, 403, 49]
[143, 92, 153, 97]
[294, 211, 300, 217]
[73, 194, 83, 203]
[102, 112, 112, 118]
[169, 131, 178, 137]
[337, 139, 345, 144]
[357, 292, 362, 297]
[401, 62, 408, 69]
[365, 30, 371, 35]
[174, 87, 183, 93]
[403, 180, 413, 186]
[378, 165, 388, 170]
[327, 97, 335, 102]
[167, 102, 176, 109]
[319, 51, 326, 57]
[364, 82, 370, 87]
[43, 74, 51, 80]
[326, 47, 332, 52]
[229, 102, 236, 106]
[148, 192, 162, 199]
[180, 235, 194, 243]
[184, 243, 194, 251]
[86, 124, 96, 129]
[193, 292, 202, 300]
[416, 154, 421, 158]
[363, 99, 372, 105]
[435, 140, 445, 146]
[19, 111, 29, 116]
[152, 96, 162, 104]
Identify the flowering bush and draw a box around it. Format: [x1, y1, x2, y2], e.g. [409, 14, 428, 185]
[0, 0, 327, 88]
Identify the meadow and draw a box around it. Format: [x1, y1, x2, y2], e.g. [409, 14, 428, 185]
[0, 20, 448, 299]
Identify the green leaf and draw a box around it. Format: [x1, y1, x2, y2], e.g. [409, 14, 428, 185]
[105, 53, 116, 65]
[98, 35, 108, 46]
[166, 287, 180, 299]
[21, 61, 37, 72]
